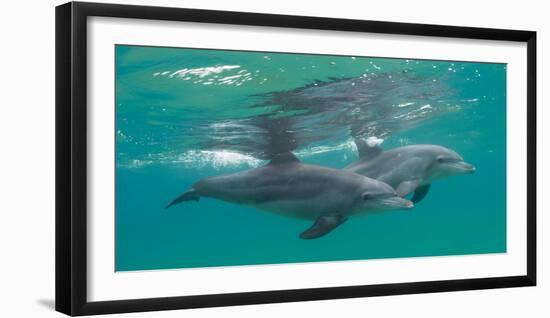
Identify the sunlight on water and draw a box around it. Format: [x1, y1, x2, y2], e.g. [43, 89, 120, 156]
[175, 150, 263, 169]
[153, 64, 259, 86]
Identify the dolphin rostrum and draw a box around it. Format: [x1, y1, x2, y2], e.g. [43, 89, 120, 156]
[345, 139, 476, 203]
[167, 152, 413, 239]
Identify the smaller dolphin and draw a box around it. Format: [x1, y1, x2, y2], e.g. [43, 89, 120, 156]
[345, 139, 475, 203]
[167, 152, 413, 239]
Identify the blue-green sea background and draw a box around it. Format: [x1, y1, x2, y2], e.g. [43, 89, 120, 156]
[115, 45, 506, 271]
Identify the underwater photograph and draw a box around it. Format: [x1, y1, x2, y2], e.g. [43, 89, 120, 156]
[115, 45, 506, 272]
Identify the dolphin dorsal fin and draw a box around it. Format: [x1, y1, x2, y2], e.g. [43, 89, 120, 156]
[355, 138, 383, 160]
[268, 152, 300, 165]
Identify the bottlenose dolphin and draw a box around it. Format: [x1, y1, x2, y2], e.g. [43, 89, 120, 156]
[345, 139, 475, 203]
[167, 152, 413, 239]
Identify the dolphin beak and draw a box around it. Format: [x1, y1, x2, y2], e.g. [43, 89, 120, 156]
[457, 161, 476, 174]
[382, 196, 414, 209]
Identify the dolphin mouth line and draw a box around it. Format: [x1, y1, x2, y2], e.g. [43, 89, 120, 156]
[380, 196, 414, 209]
[454, 161, 476, 174]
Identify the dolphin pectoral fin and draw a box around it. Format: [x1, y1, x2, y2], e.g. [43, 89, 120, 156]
[299, 215, 348, 240]
[395, 180, 421, 197]
[411, 184, 431, 203]
[165, 190, 200, 209]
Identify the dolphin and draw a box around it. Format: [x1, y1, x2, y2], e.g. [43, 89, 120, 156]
[166, 152, 413, 239]
[345, 139, 476, 203]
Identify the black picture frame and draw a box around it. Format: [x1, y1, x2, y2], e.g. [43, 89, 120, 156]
[55, 1, 537, 316]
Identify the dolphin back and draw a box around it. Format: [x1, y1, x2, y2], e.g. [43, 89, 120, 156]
[354, 138, 383, 160]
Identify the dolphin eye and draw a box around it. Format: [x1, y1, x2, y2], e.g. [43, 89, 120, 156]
[363, 194, 371, 200]
[437, 157, 445, 163]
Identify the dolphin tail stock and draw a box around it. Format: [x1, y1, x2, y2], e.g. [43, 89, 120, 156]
[165, 189, 200, 209]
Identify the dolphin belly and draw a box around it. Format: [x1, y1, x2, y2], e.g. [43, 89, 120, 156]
[253, 198, 332, 220]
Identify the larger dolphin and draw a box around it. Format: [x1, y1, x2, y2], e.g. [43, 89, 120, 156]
[166, 152, 413, 239]
[345, 139, 476, 203]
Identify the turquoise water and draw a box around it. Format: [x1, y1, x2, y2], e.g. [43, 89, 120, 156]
[115, 45, 506, 271]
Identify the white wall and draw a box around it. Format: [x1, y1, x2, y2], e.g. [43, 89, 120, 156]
[0, 0, 546, 317]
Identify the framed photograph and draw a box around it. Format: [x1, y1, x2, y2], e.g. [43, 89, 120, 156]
[55, 1, 536, 316]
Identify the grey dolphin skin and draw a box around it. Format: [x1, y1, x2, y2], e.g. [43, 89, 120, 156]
[345, 139, 476, 203]
[166, 152, 413, 239]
